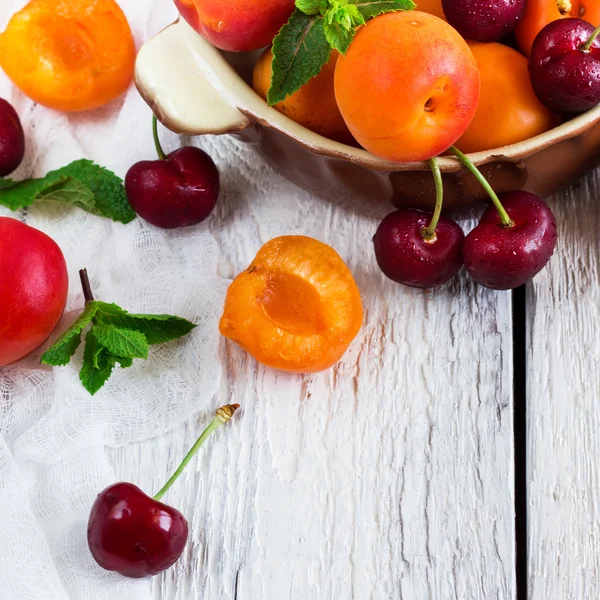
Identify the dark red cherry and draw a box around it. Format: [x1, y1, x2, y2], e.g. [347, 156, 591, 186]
[463, 191, 557, 290]
[125, 146, 220, 229]
[373, 209, 465, 288]
[87, 482, 188, 578]
[0, 98, 25, 177]
[529, 18, 600, 114]
[442, 0, 526, 42]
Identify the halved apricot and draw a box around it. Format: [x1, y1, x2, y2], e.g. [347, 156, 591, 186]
[219, 236, 363, 373]
[0, 0, 136, 112]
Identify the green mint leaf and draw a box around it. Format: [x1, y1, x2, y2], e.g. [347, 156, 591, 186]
[115, 356, 134, 368]
[46, 292, 195, 394]
[36, 177, 97, 214]
[92, 323, 149, 359]
[351, 0, 415, 20]
[0, 160, 135, 224]
[41, 302, 99, 366]
[0, 178, 19, 191]
[47, 160, 136, 224]
[96, 312, 197, 345]
[80, 332, 116, 396]
[296, 0, 322, 14]
[95, 302, 129, 317]
[323, 4, 365, 53]
[0, 176, 71, 210]
[268, 9, 332, 105]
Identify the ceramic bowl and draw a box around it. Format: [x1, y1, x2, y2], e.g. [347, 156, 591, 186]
[135, 19, 600, 210]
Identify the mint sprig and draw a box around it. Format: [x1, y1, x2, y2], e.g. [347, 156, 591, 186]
[41, 269, 197, 395]
[0, 159, 135, 224]
[323, 2, 365, 54]
[268, 0, 415, 105]
[268, 11, 332, 106]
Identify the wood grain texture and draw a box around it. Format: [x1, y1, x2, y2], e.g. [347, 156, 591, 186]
[527, 170, 600, 600]
[110, 135, 516, 600]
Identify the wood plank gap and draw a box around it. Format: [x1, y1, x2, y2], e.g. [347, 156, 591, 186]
[512, 285, 527, 600]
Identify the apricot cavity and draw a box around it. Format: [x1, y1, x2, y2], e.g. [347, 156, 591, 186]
[334, 11, 480, 162]
[0, 0, 136, 112]
[219, 236, 363, 373]
[253, 47, 354, 144]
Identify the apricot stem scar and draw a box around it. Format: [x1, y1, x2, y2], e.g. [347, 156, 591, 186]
[556, 0, 572, 14]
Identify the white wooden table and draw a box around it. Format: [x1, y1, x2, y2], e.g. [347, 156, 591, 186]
[109, 132, 600, 600]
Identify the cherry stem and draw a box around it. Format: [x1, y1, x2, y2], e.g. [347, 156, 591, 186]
[152, 115, 167, 161]
[449, 146, 514, 228]
[581, 24, 600, 52]
[421, 158, 443, 242]
[153, 404, 240, 502]
[79, 269, 94, 304]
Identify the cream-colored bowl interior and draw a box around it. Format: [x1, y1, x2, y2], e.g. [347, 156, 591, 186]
[136, 19, 600, 172]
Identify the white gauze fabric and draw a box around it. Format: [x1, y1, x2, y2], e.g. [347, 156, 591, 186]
[0, 1, 231, 598]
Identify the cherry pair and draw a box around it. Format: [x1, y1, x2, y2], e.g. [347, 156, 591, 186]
[373, 148, 558, 291]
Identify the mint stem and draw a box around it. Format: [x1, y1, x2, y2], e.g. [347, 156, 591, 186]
[421, 158, 443, 242]
[153, 404, 240, 502]
[79, 269, 94, 304]
[581, 24, 600, 52]
[449, 146, 514, 228]
[152, 115, 167, 161]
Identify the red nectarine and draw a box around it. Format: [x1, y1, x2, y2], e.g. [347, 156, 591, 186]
[0, 218, 68, 367]
[174, 0, 295, 52]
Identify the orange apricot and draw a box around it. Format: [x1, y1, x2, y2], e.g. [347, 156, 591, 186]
[455, 42, 557, 154]
[515, 0, 600, 56]
[0, 0, 136, 112]
[414, 0, 447, 20]
[174, 0, 295, 52]
[219, 236, 363, 373]
[253, 47, 354, 145]
[334, 12, 480, 163]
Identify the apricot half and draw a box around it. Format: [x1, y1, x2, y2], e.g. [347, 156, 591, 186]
[334, 11, 480, 162]
[219, 236, 363, 373]
[0, 0, 136, 112]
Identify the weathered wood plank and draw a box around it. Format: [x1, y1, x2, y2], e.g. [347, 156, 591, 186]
[527, 170, 600, 600]
[110, 135, 515, 599]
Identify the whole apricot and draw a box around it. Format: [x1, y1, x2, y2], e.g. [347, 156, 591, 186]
[0, 0, 136, 112]
[219, 236, 363, 373]
[0, 218, 68, 367]
[253, 48, 354, 145]
[515, 0, 600, 56]
[455, 42, 556, 154]
[334, 12, 480, 163]
[174, 0, 295, 52]
[415, 0, 447, 20]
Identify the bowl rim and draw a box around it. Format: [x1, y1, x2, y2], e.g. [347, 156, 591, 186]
[143, 19, 600, 173]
